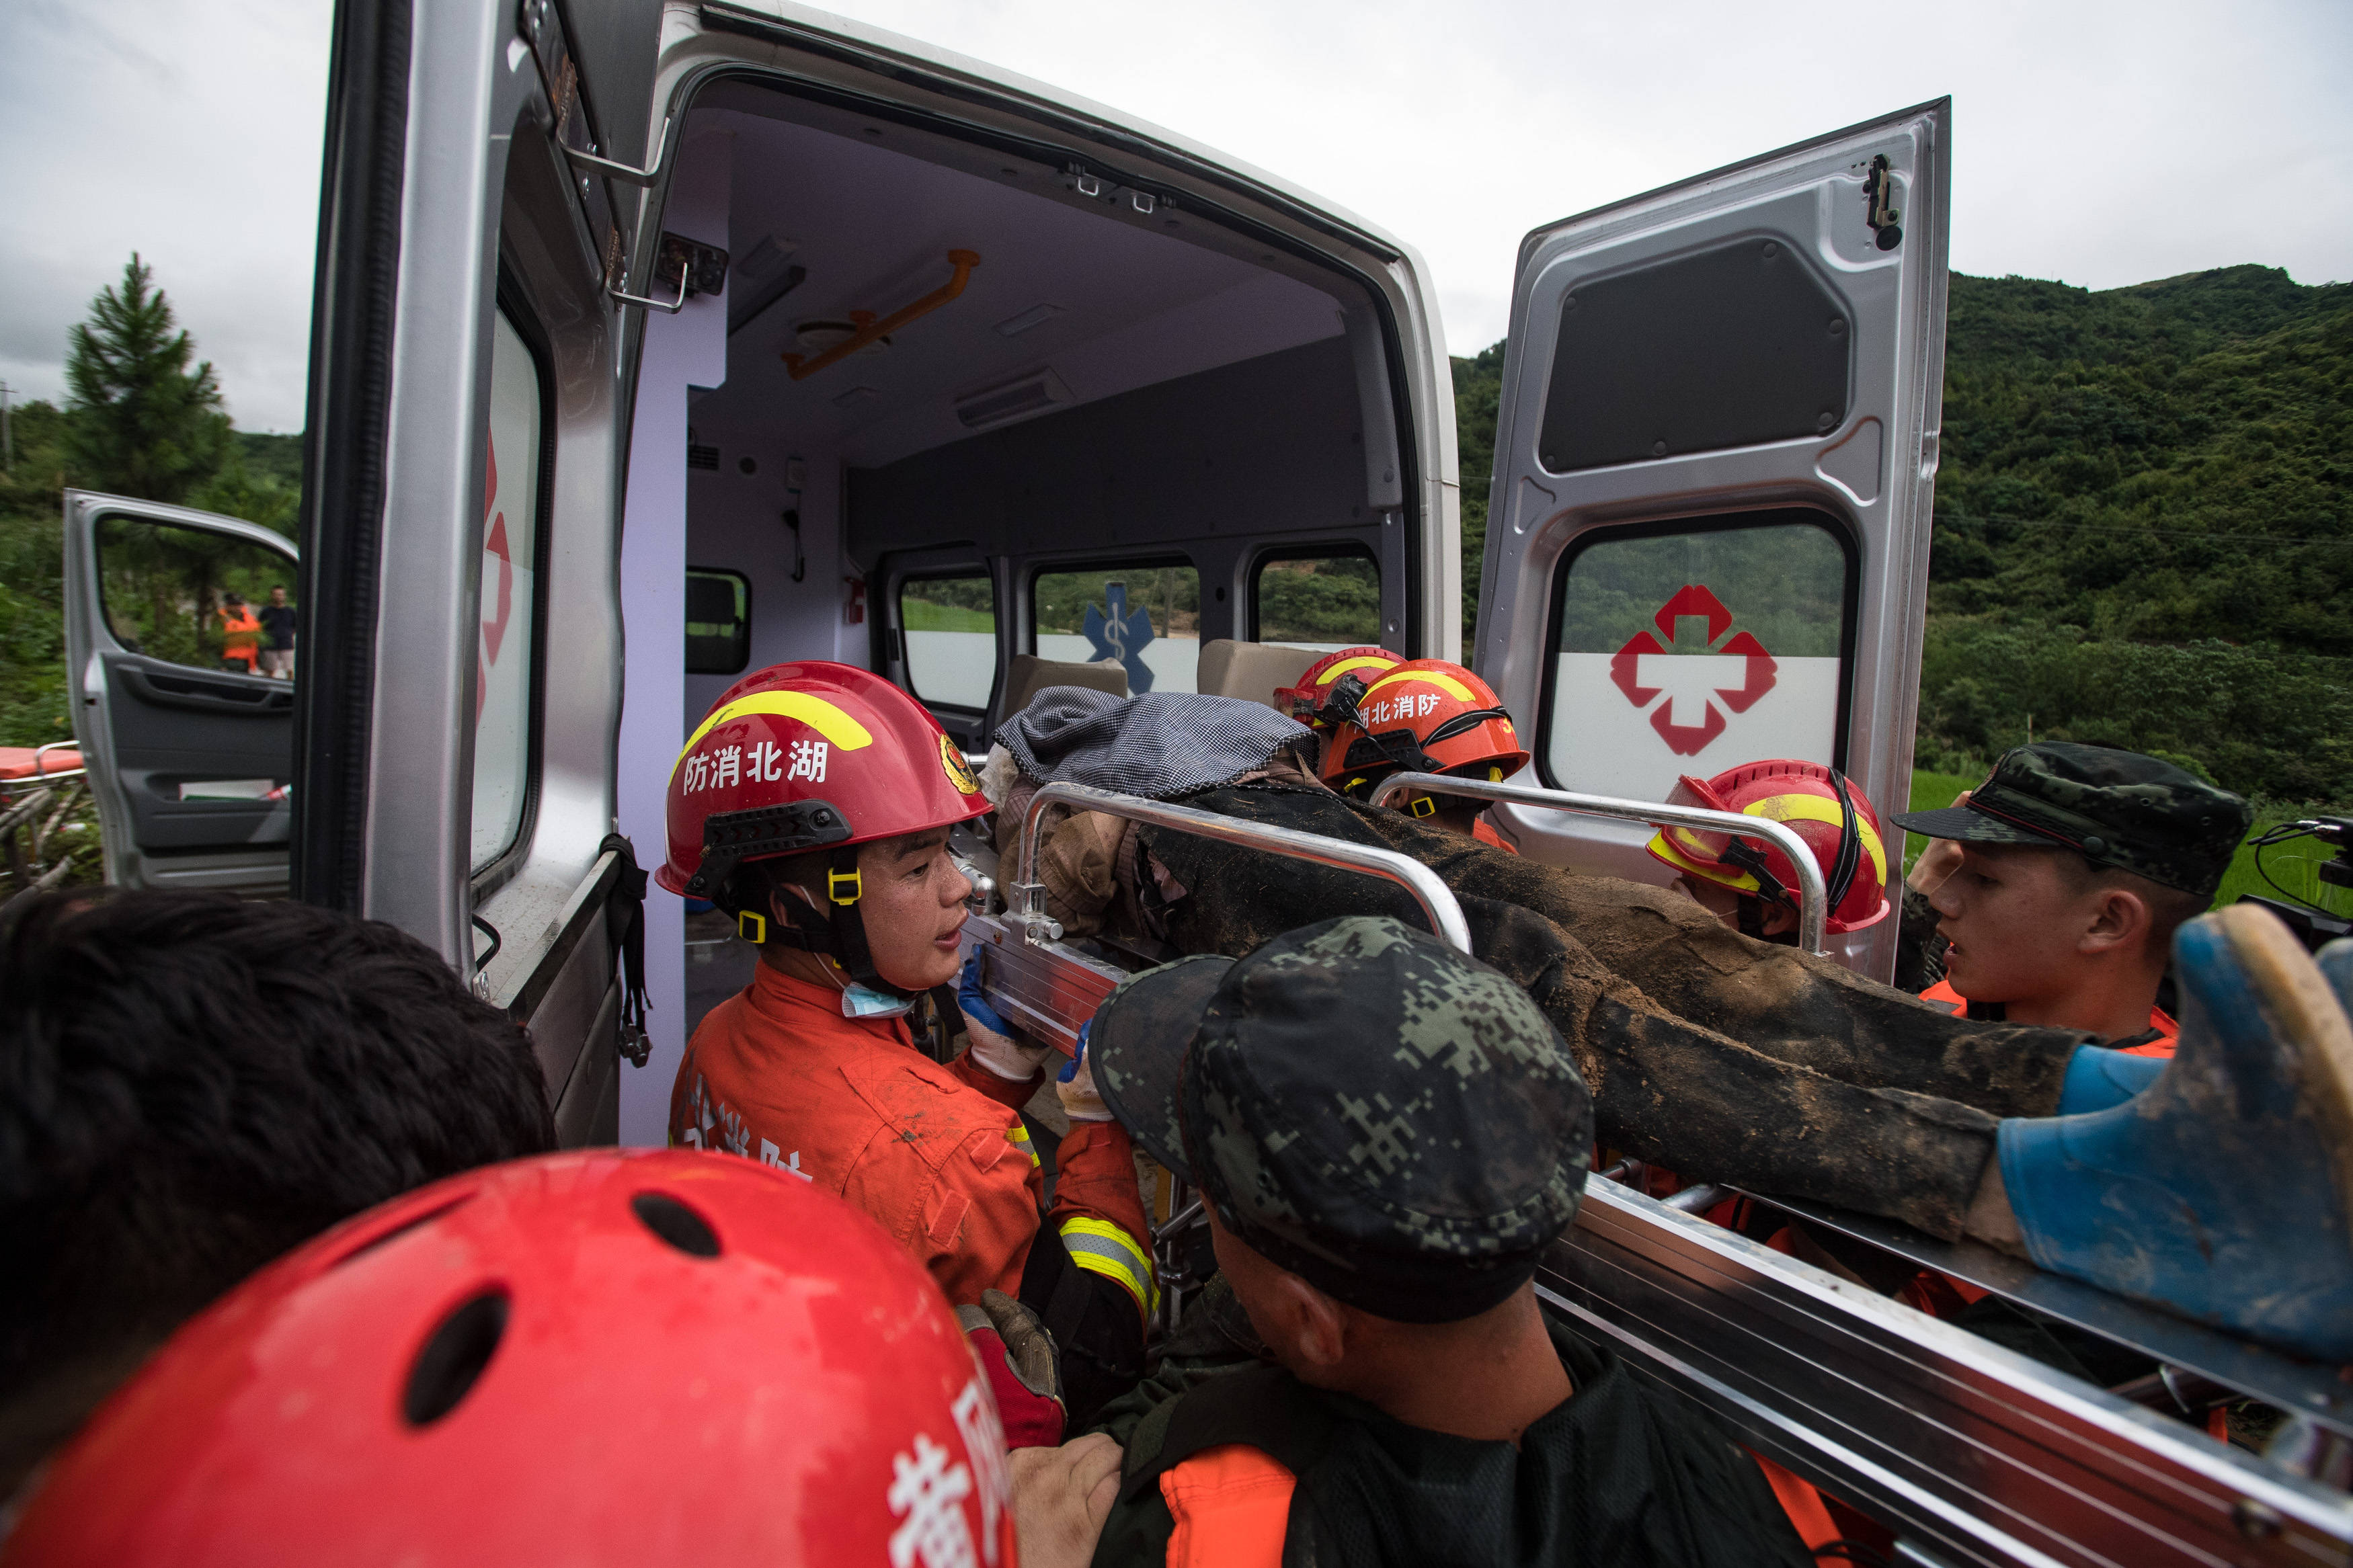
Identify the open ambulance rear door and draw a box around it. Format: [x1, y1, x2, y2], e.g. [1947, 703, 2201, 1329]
[295, 0, 666, 1143]
[1474, 101, 1950, 981]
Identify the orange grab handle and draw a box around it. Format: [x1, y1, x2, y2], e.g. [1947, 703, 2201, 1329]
[783, 249, 980, 381]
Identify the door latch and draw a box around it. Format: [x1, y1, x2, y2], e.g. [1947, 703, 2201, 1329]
[1864, 155, 1903, 251]
[609, 231, 730, 315]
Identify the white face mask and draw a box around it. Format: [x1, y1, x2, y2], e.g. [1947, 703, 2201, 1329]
[840, 982, 916, 1020]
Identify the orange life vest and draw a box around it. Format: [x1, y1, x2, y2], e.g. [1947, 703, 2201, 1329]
[1917, 977, 2178, 1056]
[218, 607, 262, 666]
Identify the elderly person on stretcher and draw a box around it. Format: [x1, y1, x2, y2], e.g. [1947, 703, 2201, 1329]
[975, 672, 2353, 1363]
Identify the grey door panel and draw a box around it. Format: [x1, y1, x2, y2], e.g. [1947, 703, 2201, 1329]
[1475, 101, 1950, 981]
[62, 491, 300, 893]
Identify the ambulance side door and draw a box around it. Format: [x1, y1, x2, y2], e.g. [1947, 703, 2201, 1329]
[1475, 101, 1949, 979]
[61, 493, 300, 894]
[298, 0, 663, 1141]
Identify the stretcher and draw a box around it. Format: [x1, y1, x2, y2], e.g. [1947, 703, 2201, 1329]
[953, 782, 2353, 1567]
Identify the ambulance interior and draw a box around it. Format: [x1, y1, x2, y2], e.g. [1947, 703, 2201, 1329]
[667, 78, 1419, 1028]
[672, 79, 1417, 759]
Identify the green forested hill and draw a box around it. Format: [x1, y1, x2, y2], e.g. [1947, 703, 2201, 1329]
[1451, 265, 2353, 802]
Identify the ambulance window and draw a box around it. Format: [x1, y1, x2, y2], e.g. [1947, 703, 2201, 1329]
[93, 519, 295, 674]
[901, 574, 997, 710]
[471, 308, 547, 874]
[1032, 563, 1200, 694]
[1251, 549, 1382, 648]
[1540, 512, 1853, 802]
[685, 569, 751, 675]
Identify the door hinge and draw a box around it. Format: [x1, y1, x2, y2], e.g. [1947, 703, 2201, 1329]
[1864, 155, 1903, 251]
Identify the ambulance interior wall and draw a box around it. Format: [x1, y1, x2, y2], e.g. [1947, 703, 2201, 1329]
[684, 424, 863, 726]
[847, 334, 1397, 646]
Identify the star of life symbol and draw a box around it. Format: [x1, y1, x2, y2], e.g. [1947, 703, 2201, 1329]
[1082, 580, 1158, 693]
[1608, 585, 1778, 757]
[888, 1433, 980, 1568]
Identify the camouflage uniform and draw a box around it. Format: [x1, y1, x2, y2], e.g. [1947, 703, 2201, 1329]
[1136, 782, 2095, 1239]
[1084, 917, 1812, 1568]
[1889, 741, 2251, 897]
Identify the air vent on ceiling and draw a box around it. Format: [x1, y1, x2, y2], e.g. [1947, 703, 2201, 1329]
[686, 443, 719, 471]
[953, 368, 1072, 431]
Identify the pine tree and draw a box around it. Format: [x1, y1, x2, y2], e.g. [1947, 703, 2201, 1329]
[64, 254, 229, 503]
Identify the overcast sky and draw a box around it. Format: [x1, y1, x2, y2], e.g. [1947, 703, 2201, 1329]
[3, 0, 2346, 434]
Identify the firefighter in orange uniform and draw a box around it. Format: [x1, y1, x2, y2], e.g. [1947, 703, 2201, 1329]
[657, 661, 1154, 1432]
[1318, 658, 1530, 852]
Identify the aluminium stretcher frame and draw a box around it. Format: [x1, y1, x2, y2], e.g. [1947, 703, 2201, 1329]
[956, 782, 2353, 1567]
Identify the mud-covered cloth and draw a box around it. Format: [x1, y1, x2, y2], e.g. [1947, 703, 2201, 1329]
[994, 686, 1316, 800]
[1089, 1317, 1813, 1568]
[1895, 884, 1949, 993]
[1133, 783, 2096, 1239]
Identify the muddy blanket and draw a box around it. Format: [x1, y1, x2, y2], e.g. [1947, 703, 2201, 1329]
[1137, 783, 2094, 1239]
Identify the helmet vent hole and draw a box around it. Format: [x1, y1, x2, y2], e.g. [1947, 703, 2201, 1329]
[632, 1192, 722, 1257]
[402, 1289, 509, 1428]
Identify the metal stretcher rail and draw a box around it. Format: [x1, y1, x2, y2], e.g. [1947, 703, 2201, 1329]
[1010, 781, 1474, 954]
[1367, 772, 1834, 956]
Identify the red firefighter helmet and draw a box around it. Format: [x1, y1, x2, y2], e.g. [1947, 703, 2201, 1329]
[4, 1151, 1019, 1568]
[1320, 659, 1531, 798]
[1273, 646, 1403, 729]
[1644, 759, 1892, 934]
[661, 661, 986, 899]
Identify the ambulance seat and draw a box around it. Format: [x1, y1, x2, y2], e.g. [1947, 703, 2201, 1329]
[1197, 639, 1320, 712]
[996, 653, 1127, 726]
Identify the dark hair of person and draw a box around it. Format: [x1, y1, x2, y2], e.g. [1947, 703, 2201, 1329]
[0, 890, 555, 1477]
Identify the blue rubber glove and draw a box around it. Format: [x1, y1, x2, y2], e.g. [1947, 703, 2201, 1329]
[1057, 1020, 1110, 1121]
[958, 952, 1051, 1081]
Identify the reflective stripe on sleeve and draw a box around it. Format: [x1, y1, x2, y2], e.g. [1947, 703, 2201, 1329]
[1058, 1215, 1158, 1315]
[1006, 1124, 1039, 1167]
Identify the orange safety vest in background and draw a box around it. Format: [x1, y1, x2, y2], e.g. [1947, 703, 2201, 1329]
[670, 962, 1153, 1313]
[1917, 978, 2178, 1056]
[218, 607, 262, 667]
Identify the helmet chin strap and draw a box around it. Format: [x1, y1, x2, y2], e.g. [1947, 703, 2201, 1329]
[734, 852, 920, 1001]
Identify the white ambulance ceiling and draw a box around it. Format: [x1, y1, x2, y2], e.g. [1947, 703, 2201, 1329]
[691, 106, 1351, 468]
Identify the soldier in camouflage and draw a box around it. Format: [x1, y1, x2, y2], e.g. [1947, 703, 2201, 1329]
[1894, 741, 2254, 1053]
[1068, 915, 1815, 1567]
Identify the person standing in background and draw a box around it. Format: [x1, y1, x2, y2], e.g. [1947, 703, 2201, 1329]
[214, 593, 261, 675]
[256, 584, 296, 679]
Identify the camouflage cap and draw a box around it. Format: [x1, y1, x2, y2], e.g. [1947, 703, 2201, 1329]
[1888, 742, 2251, 898]
[1088, 915, 1593, 1325]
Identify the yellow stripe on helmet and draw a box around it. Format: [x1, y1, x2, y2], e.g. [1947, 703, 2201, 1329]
[1741, 793, 1889, 890]
[674, 691, 877, 772]
[1649, 827, 1763, 895]
[1362, 668, 1477, 704]
[1314, 655, 1396, 686]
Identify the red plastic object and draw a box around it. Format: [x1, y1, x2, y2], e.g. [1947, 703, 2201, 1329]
[1646, 758, 1892, 933]
[1322, 658, 1529, 791]
[659, 661, 988, 897]
[4, 1150, 1021, 1566]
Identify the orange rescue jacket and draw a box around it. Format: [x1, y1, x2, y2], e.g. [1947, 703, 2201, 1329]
[1917, 977, 2178, 1056]
[670, 962, 1154, 1314]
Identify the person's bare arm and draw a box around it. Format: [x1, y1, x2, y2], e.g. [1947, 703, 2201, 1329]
[1906, 790, 1971, 897]
[1010, 1432, 1122, 1568]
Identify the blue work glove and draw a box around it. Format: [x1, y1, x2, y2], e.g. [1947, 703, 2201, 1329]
[1056, 1020, 1111, 1122]
[958, 952, 1052, 1081]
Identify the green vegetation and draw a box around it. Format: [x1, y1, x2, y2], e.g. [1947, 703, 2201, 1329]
[1033, 566, 1199, 638]
[900, 595, 996, 633]
[1453, 262, 2353, 808]
[1256, 553, 1380, 643]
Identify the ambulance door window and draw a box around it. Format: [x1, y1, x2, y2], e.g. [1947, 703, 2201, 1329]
[1032, 563, 1200, 694]
[685, 569, 751, 675]
[471, 308, 547, 875]
[1251, 549, 1382, 649]
[901, 573, 998, 711]
[1540, 511, 1855, 802]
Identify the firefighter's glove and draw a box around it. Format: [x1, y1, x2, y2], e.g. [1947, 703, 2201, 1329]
[959, 952, 1053, 1081]
[957, 1288, 1065, 1448]
[1056, 1022, 1113, 1122]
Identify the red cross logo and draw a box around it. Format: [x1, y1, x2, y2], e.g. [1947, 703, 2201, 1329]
[1607, 585, 1777, 756]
